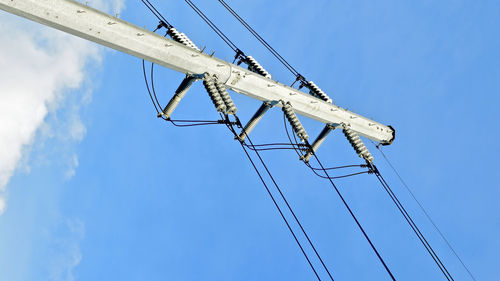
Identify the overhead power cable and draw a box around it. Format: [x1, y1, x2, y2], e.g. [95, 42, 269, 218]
[370, 165, 454, 280]
[374, 146, 476, 280]
[184, 0, 239, 52]
[280, 112, 396, 280]
[218, 0, 301, 79]
[221, 113, 335, 280]
[221, 115, 328, 281]
[141, 0, 172, 27]
[309, 151, 397, 281]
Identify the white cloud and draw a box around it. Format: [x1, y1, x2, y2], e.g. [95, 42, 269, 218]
[0, 0, 125, 215]
[0, 197, 6, 215]
[65, 154, 80, 180]
[84, 0, 126, 15]
[49, 219, 86, 281]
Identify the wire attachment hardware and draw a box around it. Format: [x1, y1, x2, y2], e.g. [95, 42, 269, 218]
[342, 125, 374, 163]
[282, 101, 309, 142]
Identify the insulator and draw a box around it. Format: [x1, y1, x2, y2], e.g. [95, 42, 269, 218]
[237, 102, 273, 142]
[282, 101, 309, 142]
[160, 75, 197, 119]
[302, 124, 334, 162]
[305, 81, 332, 104]
[216, 81, 237, 115]
[245, 56, 272, 79]
[203, 75, 226, 113]
[342, 125, 374, 163]
[179, 32, 200, 51]
[167, 28, 200, 51]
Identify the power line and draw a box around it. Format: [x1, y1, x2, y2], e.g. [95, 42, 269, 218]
[374, 147, 476, 280]
[184, 0, 239, 52]
[222, 116, 325, 281]
[370, 164, 454, 280]
[140, 0, 172, 27]
[217, 0, 304, 81]
[309, 152, 397, 281]
[142, 55, 331, 278]
[280, 113, 396, 280]
[236, 118, 335, 281]
[142, 53, 227, 128]
[140, 3, 446, 280]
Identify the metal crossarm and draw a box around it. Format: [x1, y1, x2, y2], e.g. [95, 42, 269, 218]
[0, 0, 395, 144]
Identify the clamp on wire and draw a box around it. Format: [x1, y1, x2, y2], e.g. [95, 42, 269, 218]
[154, 20, 172, 32]
[233, 48, 246, 64]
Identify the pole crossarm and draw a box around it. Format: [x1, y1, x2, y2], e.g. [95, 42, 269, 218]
[0, 0, 395, 144]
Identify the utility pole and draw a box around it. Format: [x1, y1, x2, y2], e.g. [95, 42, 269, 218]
[0, 0, 395, 145]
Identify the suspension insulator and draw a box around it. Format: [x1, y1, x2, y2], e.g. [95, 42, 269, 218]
[167, 27, 200, 51]
[203, 75, 226, 113]
[216, 81, 237, 115]
[342, 125, 374, 163]
[245, 56, 272, 79]
[282, 101, 309, 142]
[305, 81, 332, 104]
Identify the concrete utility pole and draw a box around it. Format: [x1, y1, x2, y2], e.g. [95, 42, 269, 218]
[0, 0, 395, 144]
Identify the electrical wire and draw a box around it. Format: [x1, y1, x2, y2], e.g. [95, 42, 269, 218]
[184, 0, 239, 53]
[309, 152, 397, 281]
[243, 142, 307, 152]
[280, 111, 395, 279]
[369, 163, 454, 281]
[140, 3, 453, 279]
[307, 164, 369, 171]
[373, 146, 476, 280]
[142, 49, 227, 128]
[141, 0, 172, 27]
[218, 0, 304, 81]
[142, 59, 160, 114]
[218, 115, 325, 281]
[305, 166, 371, 180]
[223, 114, 336, 281]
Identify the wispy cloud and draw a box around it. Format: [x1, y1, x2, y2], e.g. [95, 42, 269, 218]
[49, 219, 86, 281]
[0, 0, 125, 215]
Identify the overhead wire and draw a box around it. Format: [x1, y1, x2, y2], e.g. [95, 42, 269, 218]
[226, 113, 336, 280]
[280, 112, 396, 280]
[373, 146, 476, 280]
[139, 5, 333, 277]
[141, 0, 172, 27]
[281, 105, 454, 280]
[140, 2, 456, 280]
[369, 163, 454, 280]
[308, 151, 397, 281]
[184, 0, 239, 53]
[218, 0, 301, 79]
[142, 34, 227, 128]
[221, 114, 328, 281]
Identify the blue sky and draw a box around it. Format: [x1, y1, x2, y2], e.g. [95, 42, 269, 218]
[0, 0, 499, 280]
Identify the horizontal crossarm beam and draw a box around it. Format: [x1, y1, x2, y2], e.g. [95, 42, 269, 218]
[0, 0, 395, 144]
